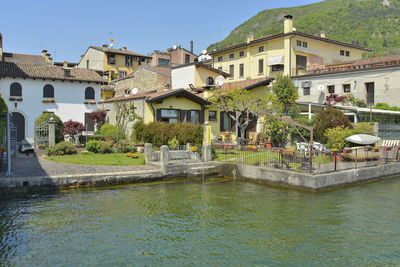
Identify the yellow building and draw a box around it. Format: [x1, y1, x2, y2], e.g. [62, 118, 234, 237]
[211, 15, 370, 83]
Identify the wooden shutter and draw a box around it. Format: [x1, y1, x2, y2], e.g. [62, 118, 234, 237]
[156, 109, 162, 122]
[199, 109, 204, 124]
[186, 110, 191, 123]
[230, 112, 236, 131]
[220, 111, 225, 131]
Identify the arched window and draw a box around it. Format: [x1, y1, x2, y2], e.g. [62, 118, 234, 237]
[10, 82, 22, 97]
[43, 84, 54, 98]
[206, 77, 214, 86]
[85, 87, 95, 100]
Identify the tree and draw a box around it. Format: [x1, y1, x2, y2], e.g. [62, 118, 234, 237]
[324, 93, 346, 106]
[63, 120, 86, 140]
[208, 87, 276, 148]
[114, 101, 141, 135]
[35, 113, 64, 143]
[314, 106, 352, 143]
[88, 109, 106, 130]
[273, 75, 298, 114]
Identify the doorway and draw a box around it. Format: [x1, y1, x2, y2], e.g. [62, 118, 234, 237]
[366, 82, 375, 106]
[11, 112, 25, 143]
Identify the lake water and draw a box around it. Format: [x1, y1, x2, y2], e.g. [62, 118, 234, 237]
[1, 177, 400, 266]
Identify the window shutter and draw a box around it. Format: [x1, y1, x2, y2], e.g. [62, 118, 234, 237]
[180, 110, 186, 123]
[199, 109, 204, 124]
[186, 110, 191, 123]
[220, 111, 225, 131]
[230, 112, 236, 131]
[156, 109, 162, 121]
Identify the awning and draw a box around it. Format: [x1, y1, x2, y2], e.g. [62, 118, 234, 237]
[267, 55, 284, 66]
[345, 134, 381, 145]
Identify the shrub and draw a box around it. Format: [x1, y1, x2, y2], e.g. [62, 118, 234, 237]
[289, 116, 315, 141]
[96, 123, 125, 141]
[36, 113, 64, 143]
[263, 117, 289, 146]
[98, 141, 112, 154]
[45, 141, 77, 156]
[325, 126, 353, 150]
[78, 135, 105, 144]
[132, 121, 203, 147]
[115, 140, 135, 153]
[314, 106, 352, 143]
[352, 122, 374, 134]
[63, 120, 86, 140]
[86, 140, 100, 153]
[125, 152, 139, 158]
[168, 137, 179, 150]
[88, 110, 106, 129]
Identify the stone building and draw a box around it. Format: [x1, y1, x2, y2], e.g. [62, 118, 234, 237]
[110, 65, 171, 97]
[150, 44, 197, 68]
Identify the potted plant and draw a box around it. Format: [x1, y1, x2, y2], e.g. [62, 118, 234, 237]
[38, 144, 46, 150]
[364, 145, 372, 152]
[383, 146, 392, 151]
[246, 145, 257, 152]
[343, 147, 352, 154]
[283, 148, 295, 156]
[9, 97, 15, 101]
[330, 149, 342, 162]
[50, 98, 56, 103]
[372, 147, 379, 152]
[271, 147, 281, 153]
[16, 98, 22, 102]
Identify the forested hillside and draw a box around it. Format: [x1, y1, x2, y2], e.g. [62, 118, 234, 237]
[207, 0, 400, 57]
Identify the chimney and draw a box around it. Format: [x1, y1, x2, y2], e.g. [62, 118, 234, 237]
[49, 57, 53, 64]
[320, 31, 326, 38]
[247, 33, 254, 43]
[284, 15, 293, 34]
[110, 38, 114, 48]
[42, 50, 48, 58]
[122, 46, 127, 51]
[45, 53, 51, 63]
[63, 61, 71, 77]
[102, 44, 108, 48]
[190, 41, 193, 53]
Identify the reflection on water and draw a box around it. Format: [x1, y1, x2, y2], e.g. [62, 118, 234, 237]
[1, 177, 400, 265]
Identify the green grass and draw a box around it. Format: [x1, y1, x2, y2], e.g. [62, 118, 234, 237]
[45, 153, 146, 166]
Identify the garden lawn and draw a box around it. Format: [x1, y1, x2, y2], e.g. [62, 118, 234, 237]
[46, 153, 146, 166]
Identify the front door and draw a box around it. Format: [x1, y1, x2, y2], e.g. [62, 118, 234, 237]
[366, 82, 375, 106]
[11, 112, 25, 143]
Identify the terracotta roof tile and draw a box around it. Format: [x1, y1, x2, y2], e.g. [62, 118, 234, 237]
[0, 62, 103, 83]
[90, 46, 152, 58]
[3, 52, 51, 65]
[326, 54, 400, 67]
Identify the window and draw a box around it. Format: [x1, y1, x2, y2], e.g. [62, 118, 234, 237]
[366, 82, 374, 105]
[10, 82, 22, 97]
[43, 84, 54, 98]
[206, 77, 214, 86]
[223, 112, 229, 131]
[296, 40, 302, 46]
[229, 53, 234, 59]
[159, 109, 179, 124]
[125, 56, 132, 67]
[190, 110, 200, 124]
[340, 50, 345, 56]
[108, 54, 115, 65]
[220, 111, 235, 131]
[85, 113, 95, 131]
[229, 64, 234, 78]
[118, 71, 126, 78]
[86, 60, 89, 69]
[185, 54, 190, 64]
[303, 87, 310, 95]
[158, 58, 170, 66]
[272, 64, 284, 72]
[346, 51, 350, 57]
[209, 111, 217, 121]
[218, 56, 223, 62]
[85, 87, 95, 100]
[239, 64, 244, 77]
[239, 51, 244, 57]
[218, 67, 222, 72]
[302, 42, 308, 48]
[327, 85, 335, 94]
[258, 46, 264, 52]
[343, 84, 351, 93]
[258, 59, 264, 74]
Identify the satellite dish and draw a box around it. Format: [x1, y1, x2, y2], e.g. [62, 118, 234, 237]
[202, 49, 207, 55]
[172, 45, 177, 50]
[131, 88, 138, 95]
[292, 27, 297, 32]
[216, 76, 224, 87]
[317, 84, 325, 92]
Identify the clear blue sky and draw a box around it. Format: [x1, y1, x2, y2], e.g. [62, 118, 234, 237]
[1, 0, 321, 63]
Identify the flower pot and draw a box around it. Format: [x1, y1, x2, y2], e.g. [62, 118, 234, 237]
[246, 146, 257, 152]
[283, 150, 294, 156]
[224, 145, 234, 150]
[343, 148, 352, 154]
[271, 147, 281, 153]
[372, 148, 379, 152]
[331, 154, 342, 162]
[265, 141, 272, 148]
[364, 146, 372, 152]
[383, 146, 392, 151]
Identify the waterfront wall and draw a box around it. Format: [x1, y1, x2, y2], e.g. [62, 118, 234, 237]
[216, 162, 400, 190]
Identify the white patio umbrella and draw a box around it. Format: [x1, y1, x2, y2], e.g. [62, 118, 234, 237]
[345, 134, 381, 145]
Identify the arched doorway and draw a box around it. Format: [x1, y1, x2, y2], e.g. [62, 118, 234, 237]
[11, 112, 25, 143]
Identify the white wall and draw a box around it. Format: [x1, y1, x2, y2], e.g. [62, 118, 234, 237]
[171, 65, 195, 89]
[293, 67, 400, 106]
[0, 78, 101, 140]
[78, 48, 104, 71]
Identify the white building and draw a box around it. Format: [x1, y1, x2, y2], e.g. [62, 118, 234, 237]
[0, 61, 102, 143]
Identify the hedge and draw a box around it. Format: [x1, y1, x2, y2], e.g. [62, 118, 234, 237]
[78, 134, 106, 144]
[35, 113, 64, 143]
[132, 121, 203, 147]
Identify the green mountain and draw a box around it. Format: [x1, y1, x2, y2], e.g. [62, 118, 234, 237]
[207, 0, 400, 57]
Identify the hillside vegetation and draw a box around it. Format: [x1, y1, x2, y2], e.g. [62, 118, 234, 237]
[207, 0, 400, 57]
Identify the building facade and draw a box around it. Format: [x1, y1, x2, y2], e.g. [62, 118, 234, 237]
[210, 15, 368, 84]
[150, 44, 197, 68]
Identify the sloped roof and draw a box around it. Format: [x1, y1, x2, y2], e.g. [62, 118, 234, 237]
[90, 46, 152, 58]
[172, 62, 230, 77]
[326, 54, 400, 67]
[3, 52, 51, 65]
[0, 62, 103, 83]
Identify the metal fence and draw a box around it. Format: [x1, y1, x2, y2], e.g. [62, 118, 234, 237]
[34, 122, 49, 148]
[212, 144, 400, 174]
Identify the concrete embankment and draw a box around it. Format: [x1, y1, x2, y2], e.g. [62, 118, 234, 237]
[216, 161, 400, 190]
